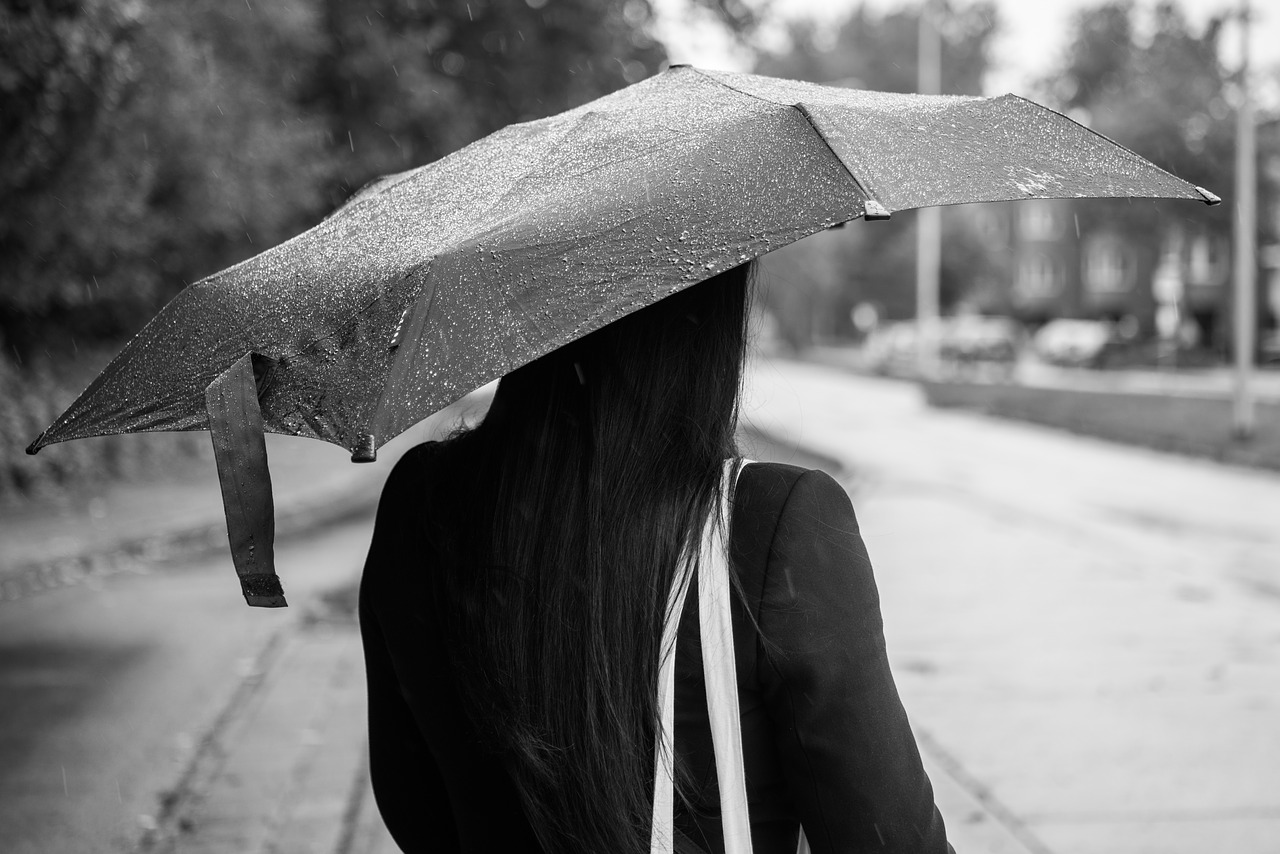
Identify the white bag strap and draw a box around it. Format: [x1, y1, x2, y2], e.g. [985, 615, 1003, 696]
[651, 518, 696, 854]
[650, 459, 754, 854]
[699, 460, 753, 854]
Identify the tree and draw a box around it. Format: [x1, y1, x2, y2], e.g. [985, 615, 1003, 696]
[0, 0, 671, 499]
[312, 0, 667, 204]
[0, 0, 668, 362]
[1040, 1, 1233, 197]
[1036, 1, 1242, 343]
[0, 0, 339, 359]
[755, 2, 996, 96]
[750, 2, 1000, 346]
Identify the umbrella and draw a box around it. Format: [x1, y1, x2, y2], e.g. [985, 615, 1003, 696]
[26, 66, 1219, 606]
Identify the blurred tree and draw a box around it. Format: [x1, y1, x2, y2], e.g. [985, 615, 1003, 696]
[0, 0, 337, 360]
[750, 2, 999, 346]
[692, 0, 765, 35]
[1040, 1, 1232, 200]
[0, 0, 667, 363]
[312, 0, 667, 204]
[1036, 1, 1240, 344]
[755, 1, 995, 95]
[0, 0, 667, 499]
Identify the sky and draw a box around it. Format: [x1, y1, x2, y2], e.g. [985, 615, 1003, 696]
[651, 0, 1280, 101]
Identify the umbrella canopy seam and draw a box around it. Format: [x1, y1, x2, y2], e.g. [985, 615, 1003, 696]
[790, 103, 881, 218]
[1001, 93, 1210, 201]
[368, 262, 438, 446]
[684, 68, 884, 218]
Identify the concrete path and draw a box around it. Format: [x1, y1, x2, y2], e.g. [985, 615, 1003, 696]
[745, 358, 1280, 854]
[6, 362, 1279, 853]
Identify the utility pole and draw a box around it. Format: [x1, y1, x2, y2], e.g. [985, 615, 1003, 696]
[1232, 0, 1257, 438]
[916, 0, 942, 378]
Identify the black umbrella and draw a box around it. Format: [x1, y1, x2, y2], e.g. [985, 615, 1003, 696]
[27, 67, 1218, 606]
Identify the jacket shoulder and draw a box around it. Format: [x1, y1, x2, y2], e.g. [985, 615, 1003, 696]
[735, 461, 849, 527]
[730, 462, 854, 612]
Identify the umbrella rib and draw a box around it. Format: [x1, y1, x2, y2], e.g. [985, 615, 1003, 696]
[686, 67, 885, 218]
[368, 260, 439, 444]
[790, 103, 887, 217]
[1001, 94, 1213, 202]
[683, 66, 775, 106]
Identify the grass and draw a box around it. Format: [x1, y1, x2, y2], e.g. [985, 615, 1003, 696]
[921, 379, 1280, 471]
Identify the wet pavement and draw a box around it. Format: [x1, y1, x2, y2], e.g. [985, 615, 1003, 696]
[745, 359, 1280, 854]
[3, 360, 1279, 853]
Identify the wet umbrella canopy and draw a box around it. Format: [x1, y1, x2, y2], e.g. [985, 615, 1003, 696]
[27, 67, 1218, 606]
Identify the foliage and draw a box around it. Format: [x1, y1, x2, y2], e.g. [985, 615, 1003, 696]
[0, 0, 666, 365]
[312, 0, 666, 203]
[751, 2, 1000, 344]
[1036, 1, 1242, 341]
[0, 0, 665, 499]
[755, 1, 996, 95]
[1038, 1, 1234, 197]
[0, 0, 338, 359]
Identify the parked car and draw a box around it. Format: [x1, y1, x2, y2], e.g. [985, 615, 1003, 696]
[860, 321, 920, 377]
[1032, 319, 1119, 368]
[940, 316, 1024, 368]
[861, 316, 1024, 378]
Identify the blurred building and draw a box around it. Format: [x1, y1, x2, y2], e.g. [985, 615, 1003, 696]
[968, 139, 1276, 353]
[1263, 117, 1280, 357]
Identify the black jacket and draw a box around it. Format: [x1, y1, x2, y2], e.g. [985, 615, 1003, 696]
[359, 445, 952, 853]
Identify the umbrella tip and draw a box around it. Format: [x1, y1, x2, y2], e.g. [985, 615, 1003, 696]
[351, 434, 378, 463]
[863, 200, 892, 221]
[1194, 186, 1221, 205]
[25, 433, 45, 455]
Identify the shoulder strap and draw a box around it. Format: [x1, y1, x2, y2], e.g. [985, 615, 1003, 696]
[651, 459, 754, 854]
[698, 459, 753, 853]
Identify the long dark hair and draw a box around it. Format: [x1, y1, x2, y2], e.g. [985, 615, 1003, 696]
[434, 262, 753, 853]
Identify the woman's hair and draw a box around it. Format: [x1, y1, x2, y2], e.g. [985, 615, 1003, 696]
[434, 262, 754, 853]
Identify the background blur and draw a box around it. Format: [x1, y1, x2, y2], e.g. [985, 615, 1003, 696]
[3, 0, 1278, 498]
[3, 4, 1280, 853]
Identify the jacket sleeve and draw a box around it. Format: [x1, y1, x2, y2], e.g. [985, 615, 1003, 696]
[359, 450, 460, 853]
[756, 469, 952, 854]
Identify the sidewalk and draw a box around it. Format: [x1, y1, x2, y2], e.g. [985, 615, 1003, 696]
[16, 362, 1278, 854]
[744, 359, 1280, 854]
[0, 396, 492, 603]
[1, 402, 491, 852]
[805, 343, 1280, 402]
[803, 344, 1280, 473]
[1, 393, 850, 854]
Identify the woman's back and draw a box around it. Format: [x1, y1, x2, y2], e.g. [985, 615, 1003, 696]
[358, 261, 950, 853]
[359, 442, 951, 853]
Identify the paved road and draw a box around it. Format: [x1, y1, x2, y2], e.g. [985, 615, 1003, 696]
[0, 516, 374, 854]
[5, 361, 1278, 854]
[745, 359, 1280, 854]
[0, 404, 834, 854]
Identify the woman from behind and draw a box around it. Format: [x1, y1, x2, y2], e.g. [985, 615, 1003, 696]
[358, 260, 953, 853]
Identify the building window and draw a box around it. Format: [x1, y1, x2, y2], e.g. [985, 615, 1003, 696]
[1016, 252, 1062, 300]
[1084, 239, 1133, 294]
[976, 208, 1007, 248]
[1019, 202, 1062, 241]
[1188, 233, 1228, 288]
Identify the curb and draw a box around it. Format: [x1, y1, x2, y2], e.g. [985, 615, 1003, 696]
[133, 619, 380, 854]
[0, 478, 383, 604]
[918, 377, 1280, 473]
[2, 422, 833, 605]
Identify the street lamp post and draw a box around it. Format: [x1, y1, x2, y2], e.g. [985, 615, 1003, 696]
[1232, 0, 1257, 439]
[916, 0, 942, 379]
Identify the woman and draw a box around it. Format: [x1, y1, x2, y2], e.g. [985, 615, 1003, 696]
[359, 261, 952, 853]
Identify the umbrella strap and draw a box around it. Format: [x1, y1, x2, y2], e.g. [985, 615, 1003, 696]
[205, 353, 286, 608]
